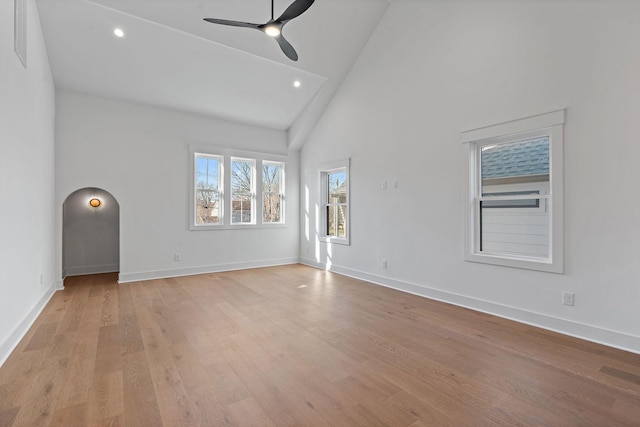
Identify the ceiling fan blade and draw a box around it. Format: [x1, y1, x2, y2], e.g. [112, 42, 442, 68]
[276, 0, 315, 24]
[203, 18, 261, 29]
[274, 35, 298, 61]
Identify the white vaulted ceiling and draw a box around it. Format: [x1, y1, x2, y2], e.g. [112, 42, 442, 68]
[36, 0, 390, 148]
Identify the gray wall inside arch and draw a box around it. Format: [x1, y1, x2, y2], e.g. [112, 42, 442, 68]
[63, 187, 119, 278]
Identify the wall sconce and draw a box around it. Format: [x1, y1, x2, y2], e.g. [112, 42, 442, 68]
[89, 198, 101, 208]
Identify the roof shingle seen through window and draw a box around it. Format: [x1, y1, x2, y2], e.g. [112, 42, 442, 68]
[481, 136, 549, 179]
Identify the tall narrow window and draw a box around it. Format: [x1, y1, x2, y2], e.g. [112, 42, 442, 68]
[262, 161, 284, 224]
[195, 154, 223, 225]
[231, 158, 255, 224]
[462, 110, 564, 273]
[320, 159, 350, 244]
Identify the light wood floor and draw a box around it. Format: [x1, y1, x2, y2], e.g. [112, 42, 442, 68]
[0, 265, 639, 426]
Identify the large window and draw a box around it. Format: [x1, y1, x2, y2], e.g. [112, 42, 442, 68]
[320, 159, 350, 245]
[190, 148, 286, 229]
[231, 158, 255, 224]
[262, 161, 284, 224]
[462, 110, 564, 273]
[195, 155, 222, 225]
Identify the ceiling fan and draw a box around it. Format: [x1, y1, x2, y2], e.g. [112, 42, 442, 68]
[204, 0, 315, 61]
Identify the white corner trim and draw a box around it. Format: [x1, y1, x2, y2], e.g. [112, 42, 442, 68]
[299, 257, 640, 355]
[118, 257, 300, 283]
[0, 282, 59, 368]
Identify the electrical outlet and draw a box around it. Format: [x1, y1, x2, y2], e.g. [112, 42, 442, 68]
[174, 254, 182, 261]
[381, 180, 387, 190]
[393, 180, 399, 189]
[562, 291, 575, 306]
[381, 260, 387, 269]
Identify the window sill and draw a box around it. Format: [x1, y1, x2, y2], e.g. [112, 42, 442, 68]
[320, 236, 350, 246]
[464, 252, 562, 274]
[190, 223, 287, 231]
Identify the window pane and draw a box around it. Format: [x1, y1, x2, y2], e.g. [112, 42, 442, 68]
[337, 206, 347, 238]
[480, 199, 549, 258]
[195, 156, 220, 224]
[328, 171, 347, 204]
[263, 193, 282, 223]
[231, 159, 254, 224]
[326, 204, 347, 238]
[263, 162, 283, 223]
[481, 136, 549, 195]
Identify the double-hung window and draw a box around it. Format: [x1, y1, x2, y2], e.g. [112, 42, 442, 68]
[231, 158, 255, 224]
[262, 161, 284, 224]
[194, 154, 223, 225]
[320, 159, 350, 245]
[462, 110, 564, 273]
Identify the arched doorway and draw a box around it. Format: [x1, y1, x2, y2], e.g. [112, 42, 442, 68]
[62, 188, 119, 278]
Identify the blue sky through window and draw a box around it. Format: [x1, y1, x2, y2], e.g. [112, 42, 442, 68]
[196, 157, 219, 189]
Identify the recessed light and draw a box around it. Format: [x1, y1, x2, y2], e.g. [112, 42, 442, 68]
[293, 80, 301, 88]
[113, 28, 124, 38]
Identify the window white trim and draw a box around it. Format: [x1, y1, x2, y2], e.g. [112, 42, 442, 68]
[319, 158, 350, 245]
[461, 110, 564, 273]
[189, 145, 287, 230]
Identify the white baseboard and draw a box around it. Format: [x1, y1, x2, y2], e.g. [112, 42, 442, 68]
[0, 281, 58, 368]
[118, 258, 300, 283]
[65, 263, 119, 277]
[300, 258, 640, 355]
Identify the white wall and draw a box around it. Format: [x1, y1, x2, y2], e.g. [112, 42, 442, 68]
[300, 0, 640, 352]
[55, 91, 299, 283]
[0, 0, 56, 365]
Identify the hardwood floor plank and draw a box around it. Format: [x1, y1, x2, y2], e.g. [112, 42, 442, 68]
[87, 372, 124, 426]
[139, 327, 200, 427]
[99, 283, 119, 328]
[77, 293, 104, 336]
[188, 386, 235, 426]
[93, 325, 122, 376]
[56, 333, 99, 408]
[227, 397, 276, 427]
[202, 351, 252, 405]
[221, 338, 306, 426]
[51, 402, 89, 427]
[57, 282, 90, 334]
[23, 323, 58, 352]
[600, 365, 640, 385]
[88, 413, 123, 427]
[0, 349, 44, 399]
[121, 351, 162, 427]
[10, 356, 70, 427]
[0, 266, 638, 426]
[0, 406, 20, 427]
